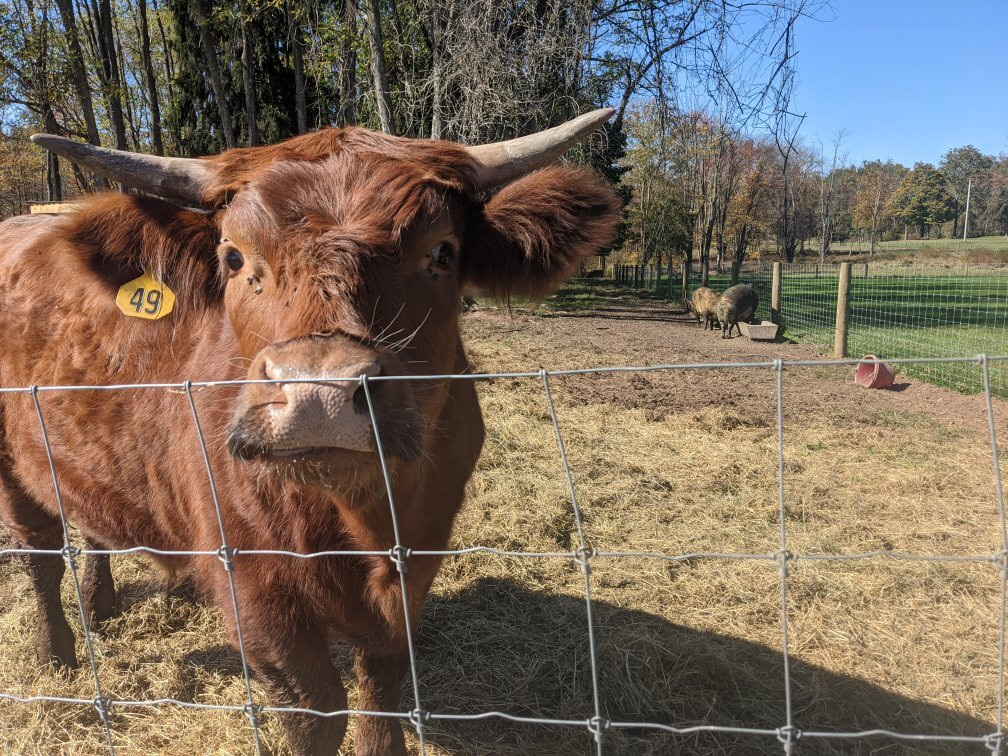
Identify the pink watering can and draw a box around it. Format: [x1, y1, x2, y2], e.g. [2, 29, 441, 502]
[854, 355, 896, 389]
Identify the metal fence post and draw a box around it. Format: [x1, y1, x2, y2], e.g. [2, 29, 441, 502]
[834, 262, 851, 358]
[771, 262, 782, 325]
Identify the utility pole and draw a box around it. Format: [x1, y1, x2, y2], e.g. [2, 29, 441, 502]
[963, 178, 972, 241]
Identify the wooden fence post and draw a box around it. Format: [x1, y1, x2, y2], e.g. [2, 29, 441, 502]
[834, 262, 851, 358]
[680, 260, 689, 307]
[771, 261, 782, 325]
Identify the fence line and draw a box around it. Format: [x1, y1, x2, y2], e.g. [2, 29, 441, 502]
[622, 260, 1008, 398]
[1, 356, 1007, 753]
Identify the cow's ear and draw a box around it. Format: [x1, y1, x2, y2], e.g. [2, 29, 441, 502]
[461, 166, 621, 301]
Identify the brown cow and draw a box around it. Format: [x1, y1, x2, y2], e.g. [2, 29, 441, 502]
[0, 111, 620, 754]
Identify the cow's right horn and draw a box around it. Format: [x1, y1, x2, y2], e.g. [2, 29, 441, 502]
[467, 108, 614, 190]
[30, 135, 213, 208]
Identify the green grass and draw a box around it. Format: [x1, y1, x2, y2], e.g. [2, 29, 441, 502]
[614, 268, 1008, 398]
[827, 236, 1008, 253]
[747, 270, 1007, 396]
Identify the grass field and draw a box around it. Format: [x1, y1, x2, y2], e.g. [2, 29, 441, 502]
[827, 236, 1008, 254]
[1, 290, 1007, 754]
[676, 267, 1008, 398]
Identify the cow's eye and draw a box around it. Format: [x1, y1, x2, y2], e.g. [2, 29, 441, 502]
[431, 242, 454, 267]
[225, 249, 245, 272]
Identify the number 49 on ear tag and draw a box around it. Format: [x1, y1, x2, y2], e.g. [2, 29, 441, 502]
[116, 273, 176, 320]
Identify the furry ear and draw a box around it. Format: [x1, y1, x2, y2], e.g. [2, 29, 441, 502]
[461, 166, 621, 301]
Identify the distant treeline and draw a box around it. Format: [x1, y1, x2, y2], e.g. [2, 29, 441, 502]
[1, 0, 827, 227]
[620, 101, 1008, 285]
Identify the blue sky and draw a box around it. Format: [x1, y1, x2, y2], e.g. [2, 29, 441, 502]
[791, 1, 1008, 167]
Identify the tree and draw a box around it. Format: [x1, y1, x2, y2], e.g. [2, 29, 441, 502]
[725, 138, 773, 281]
[890, 163, 956, 239]
[621, 102, 691, 270]
[816, 130, 847, 261]
[939, 145, 993, 238]
[852, 160, 906, 254]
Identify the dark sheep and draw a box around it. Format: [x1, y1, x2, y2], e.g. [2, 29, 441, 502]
[716, 284, 758, 339]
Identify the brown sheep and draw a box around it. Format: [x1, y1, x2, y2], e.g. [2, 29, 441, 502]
[689, 286, 721, 330]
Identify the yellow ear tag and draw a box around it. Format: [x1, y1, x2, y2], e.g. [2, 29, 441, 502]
[116, 273, 176, 320]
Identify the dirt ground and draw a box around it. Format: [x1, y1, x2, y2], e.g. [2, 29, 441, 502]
[1, 284, 1006, 755]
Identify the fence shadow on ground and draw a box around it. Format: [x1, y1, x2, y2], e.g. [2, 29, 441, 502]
[414, 577, 995, 755]
[161, 575, 995, 755]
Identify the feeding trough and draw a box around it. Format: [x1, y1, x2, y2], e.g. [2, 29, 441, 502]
[854, 355, 896, 389]
[738, 319, 779, 341]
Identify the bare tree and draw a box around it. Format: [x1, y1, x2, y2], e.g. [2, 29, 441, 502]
[239, 0, 259, 145]
[135, 0, 164, 153]
[817, 129, 846, 262]
[190, 0, 235, 148]
[364, 0, 394, 134]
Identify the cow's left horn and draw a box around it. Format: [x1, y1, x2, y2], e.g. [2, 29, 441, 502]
[466, 108, 614, 190]
[30, 135, 213, 207]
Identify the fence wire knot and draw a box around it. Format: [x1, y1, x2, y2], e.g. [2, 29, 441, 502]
[992, 551, 1008, 576]
[92, 694, 112, 723]
[216, 545, 236, 572]
[576, 545, 595, 561]
[242, 701, 262, 728]
[389, 545, 411, 573]
[61, 544, 82, 568]
[409, 707, 429, 728]
[776, 724, 801, 745]
[587, 715, 609, 735]
[984, 731, 1005, 753]
[774, 549, 792, 575]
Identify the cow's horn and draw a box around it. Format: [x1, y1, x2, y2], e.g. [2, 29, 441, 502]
[30, 135, 213, 207]
[467, 108, 614, 190]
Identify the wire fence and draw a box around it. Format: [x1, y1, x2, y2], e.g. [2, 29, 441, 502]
[1, 356, 1007, 754]
[671, 261, 1008, 398]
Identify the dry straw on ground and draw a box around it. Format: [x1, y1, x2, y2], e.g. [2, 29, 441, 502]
[1, 288, 1005, 754]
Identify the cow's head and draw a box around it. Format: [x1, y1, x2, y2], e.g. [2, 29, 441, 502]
[33, 113, 619, 490]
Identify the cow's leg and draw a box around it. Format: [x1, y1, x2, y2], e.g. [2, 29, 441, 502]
[81, 537, 116, 628]
[252, 632, 348, 756]
[18, 530, 78, 668]
[223, 589, 347, 756]
[5, 519, 78, 668]
[0, 460, 78, 669]
[352, 647, 409, 756]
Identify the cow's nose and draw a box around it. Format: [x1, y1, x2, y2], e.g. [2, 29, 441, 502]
[262, 357, 381, 453]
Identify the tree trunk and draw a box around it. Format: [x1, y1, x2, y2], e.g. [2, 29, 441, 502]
[364, 0, 394, 134]
[191, 0, 236, 148]
[288, 1, 307, 134]
[339, 0, 357, 125]
[731, 226, 748, 284]
[43, 109, 63, 201]
[115, 15, 143, 149]
[136, 0, 164, 154]
[96, 0, 128, 150]
[239, 0, 259, 146]
[53, 0, 108, 188]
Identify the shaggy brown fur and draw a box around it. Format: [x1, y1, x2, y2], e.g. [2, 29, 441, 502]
[0, 125, 620, 755]
[716, 284, 759, 339]
[689, 286, 720, 331]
